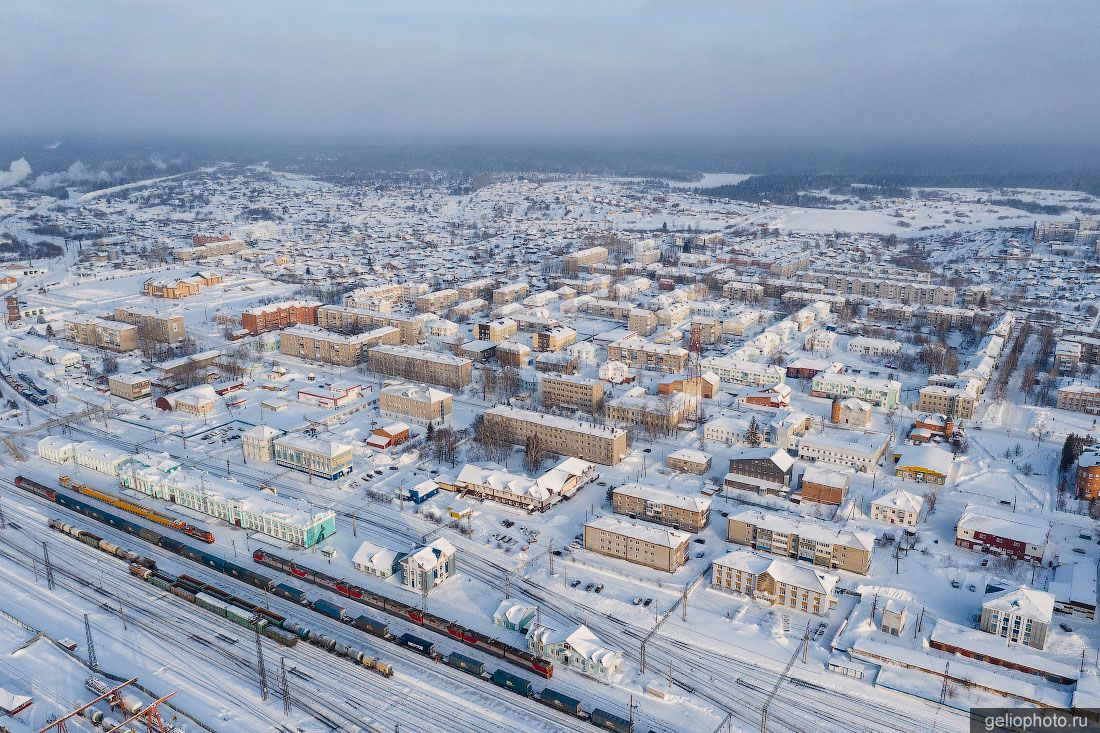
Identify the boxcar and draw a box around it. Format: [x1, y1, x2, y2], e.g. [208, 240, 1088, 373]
[273, 583, 309, 604]
[539, 688, 583, 717]
[398, 633, 436, 657]
[590, 709, 634, 733]
[444, 652, 484, 677]
[313, 598, 347, 622]
[491, 669, 533, 696]
[352, 614, 390, 638]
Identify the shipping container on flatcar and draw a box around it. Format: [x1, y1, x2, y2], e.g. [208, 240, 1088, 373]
[398, 633, 436, 657]
[491, 669, 533, 696]
[590, 709, 634, 733]
[539, 688, 584, 717]
[443, 652, 485, 677]
[312, 598, 347, 622]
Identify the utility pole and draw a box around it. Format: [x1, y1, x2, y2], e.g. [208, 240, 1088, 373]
[255, 630, 269, 701]
[548, 541, 554, 575]
[280, 656, 291, 715]
[504, 570, 510, 598]
[119, 600, 127, 631]
[760, 621, 809, 733]
[84, 614, 97, 669]
[30, 522, 57, 581]
[681, 587, 688, 621]
[939, 661, 950, 705]
[0, 495, 5, 530]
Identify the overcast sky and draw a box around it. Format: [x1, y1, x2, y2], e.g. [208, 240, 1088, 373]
[2, 1, 1097, 147]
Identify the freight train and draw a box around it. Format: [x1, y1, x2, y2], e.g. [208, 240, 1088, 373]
[252, 548, 555, 679]
[22, 476, 634, 732]
[48, 518, 394, 677]
[59, 475, 215, 543]
[15, 476, 270, 588]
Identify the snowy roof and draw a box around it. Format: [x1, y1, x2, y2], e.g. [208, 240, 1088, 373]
[799, 431, 888, 456]
[380, 383, 451, 402]
[801, 464, 853, 489]
[75, 440, 130, 464]
[403, 538, 456, 570]
[527, 624, 621, 669]
[668, 448, 711, 465]
[242, 425, 282, 441]
[0, 687, 31, 714]
[274, 433, 353, 457]
[486, 405, 626, 438]
[727, 507, 875, 552]
[895, 444, 953, 476]
[729, 447, 795, 473]
[930, 619, 1074, 679]
[871, 488, 924, 514]
[982, 586, 1055, 623]
[614, 482, 711, 513]
[1050, 562, 1097, 610]
[585, 515, 690, 548]
[957, 504, 1049, 546]
[714, 549, 839, 595]
[493, 598, 537, 626]
[352, 540, 402, 573]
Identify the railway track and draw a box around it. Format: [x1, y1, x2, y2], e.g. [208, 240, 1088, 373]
[0, 480, 594, 733]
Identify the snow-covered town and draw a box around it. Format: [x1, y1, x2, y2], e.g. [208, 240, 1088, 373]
[1, 159, 1099, 733]
[3, 3, 1099, 733]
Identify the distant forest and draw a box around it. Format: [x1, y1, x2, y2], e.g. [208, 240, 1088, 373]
[0, 135, 1097, 201]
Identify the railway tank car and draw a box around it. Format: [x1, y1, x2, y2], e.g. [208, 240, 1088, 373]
[252, 548, 553, 678]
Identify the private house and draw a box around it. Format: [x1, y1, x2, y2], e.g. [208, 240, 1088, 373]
[494, 599, 538, 633]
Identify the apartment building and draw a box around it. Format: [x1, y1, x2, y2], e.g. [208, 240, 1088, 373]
[923, 305, 976, 330]
[917, 383, 979, 420]
[799, 465, 852, 505]
[533, 326, 577, 353]
[810, 372, 900, 408]
[712, 550, 839, 616]
[316, 305, 423, 344]
[846, 336, 902, 357]
[279, 324, 400, 366]
[452, 298, 489, 320]
[980, 587, 1054, 650]
[343, 283, 404, 306]
[1057, 384, 1100, 415]
[378, 383, 453, 428]
[624, 308, 657, 336]
[477, 318, 518, 342]
[700, 356, 786, 387]
[583, 516, 690, 572]
[667, 448, 712, 475]
[583, 299, 634, 320]
[870, 488, 924, 527]
[492, 282, 529, 306]
[416, 288, 459, 313]
[143, 277, 201, 299]
[241, 299, 321, 334]
[107, 372, 152, 401]
[65, 315, 138, 352]
[803, 272, 955, 306]
[400, 539, 457, 594]
[563, 245, 609, 274]
[798, 432, 889, 472]
[612, 483, 710, 532]
[866, 302, 915, 325]
[483, 405, 628, 465]
[175, 235, 246, 260]
[540, 373, 604, 413]
[722, 281, 764, 303]
[606, 388, 693, 434]
[368, 344, 473, 390]
[725, 448, 795, 495]
[272, 434, 354, 481]
[1076, 449, 1100, 501]
[726, 508, 875, 575]
[112, 306, 187, 343]
[607, 335, 689, 374]
[457, 277, 495, 301]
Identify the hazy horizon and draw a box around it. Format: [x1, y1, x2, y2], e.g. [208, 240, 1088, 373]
[3, 1, 1098, 148]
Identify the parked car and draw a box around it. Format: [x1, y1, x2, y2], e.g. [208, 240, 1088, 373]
[585, 583, 594, 592]
[570, 580, 581, 588]
[594, 584, 604, 593]
[633, 597, 642, 605]
[643, 598, 653, 607]
[951, 580, 961, 589]
[1060, 623, 1073, 633]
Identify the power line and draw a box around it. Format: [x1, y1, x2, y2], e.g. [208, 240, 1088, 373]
[42, 541, 55, 590]
[84, 614, 97, 669]
[255, 630, 269, 701]
[280, 656, 291, 715]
